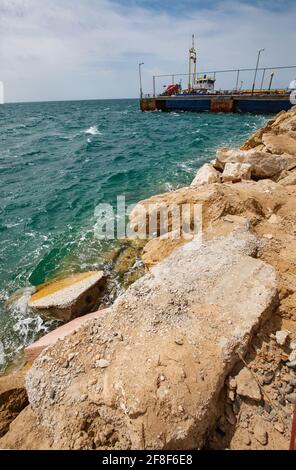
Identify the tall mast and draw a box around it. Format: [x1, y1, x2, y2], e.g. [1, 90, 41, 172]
[192, 34, 197, 86]
[188, 34, 197, 93]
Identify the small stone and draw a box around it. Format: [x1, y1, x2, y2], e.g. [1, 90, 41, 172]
[285, 383, 294, 394]
[288, 350, 296, 362]
[175, 337, 184, 346]
[227, 377, 237, 391]
[233, 399, 240, 415]
[228, 390, 236, 402]
[178, 405, 184, 413]
[263, 234, 273, 240]
[263, 370, 274, 385]
[274, 421, 285, 434]
[286, 393, 296, 404]
[95, 359, 111, 369]
[287, 360, 296, 369]
[236, 367, 262, 402]
[290, 339, 296, 350]
[268, 214, 280, 224]
[275, 330, 290, 346]
[225, 404, 236, 426]
[278, 394, 286, 406]
[243, 434, 251, 446]
[264, 402, 272, 414]
[289, 377, 296, 388]
[80, 394, 88, 402]
[253, 423, 268, 446]
[68, 353, 76, 361]
[88, 378, 97, 386]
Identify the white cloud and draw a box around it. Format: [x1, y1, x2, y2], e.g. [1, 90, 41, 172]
[0, 0, 295, 102]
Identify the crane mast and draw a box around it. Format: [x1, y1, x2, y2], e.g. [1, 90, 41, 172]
[188, 34, 197, 93]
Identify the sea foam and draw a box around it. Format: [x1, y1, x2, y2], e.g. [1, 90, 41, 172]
[85, 126, 101, 135]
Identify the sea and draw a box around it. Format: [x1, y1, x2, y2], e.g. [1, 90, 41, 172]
[0, 98, 267, 372]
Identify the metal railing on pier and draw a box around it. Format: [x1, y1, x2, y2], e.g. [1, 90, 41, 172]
[149, 65, 296, 97]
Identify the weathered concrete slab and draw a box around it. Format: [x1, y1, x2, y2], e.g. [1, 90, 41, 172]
[26, 228, 278, 450]
[25, 309, 109, 363]
[29, 271, 106, 321]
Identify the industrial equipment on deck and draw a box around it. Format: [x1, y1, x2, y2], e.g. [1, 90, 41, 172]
[140, 36, 296, 114]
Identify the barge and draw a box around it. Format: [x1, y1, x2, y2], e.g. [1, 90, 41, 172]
[140, 36, 296, 114]
[140, 92, 293, 114]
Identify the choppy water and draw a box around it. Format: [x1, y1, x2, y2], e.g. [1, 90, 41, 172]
[0, 99, 267, 371]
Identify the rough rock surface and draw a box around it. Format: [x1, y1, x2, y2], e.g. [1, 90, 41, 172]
[190, 163, 220, 187]
[262, 133, 296, 156]
[222, 162, 252, 183]
[215, 148, 296, 179]
[279, 170, 296, 186]
[26, 228, 277, 450]
[0, 406, 51, 450]
[29, 272, 106, 321]
[130, 179, 287, 269]
[0, 370, 29, 438]
[235, 367, 262, 402]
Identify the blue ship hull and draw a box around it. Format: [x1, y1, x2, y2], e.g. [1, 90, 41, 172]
[141, 94, 293, 114]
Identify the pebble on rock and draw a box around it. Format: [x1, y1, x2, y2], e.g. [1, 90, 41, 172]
[253, 423, 268, 446]
[236, 367, 262, 402]
[275, 330, 290, 346]
[95, 359, 111, 369]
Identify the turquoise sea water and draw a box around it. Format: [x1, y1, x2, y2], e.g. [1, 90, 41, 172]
[0, 99, 267, 371]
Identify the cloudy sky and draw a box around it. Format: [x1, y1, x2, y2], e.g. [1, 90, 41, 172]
[0, 0, 295, 102]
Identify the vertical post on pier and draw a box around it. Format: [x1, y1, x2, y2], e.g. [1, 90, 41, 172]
[139, 62, 144, 99]
[260, 68, 266, 90]
[153, 76, 156, 98]
[252, 48, 265, 95]
[172, 75, 175, 85]
[268, 72, 274, 91]
[235, 70, 240, 91]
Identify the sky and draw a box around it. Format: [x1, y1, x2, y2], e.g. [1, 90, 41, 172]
[0, 0, 295, 102]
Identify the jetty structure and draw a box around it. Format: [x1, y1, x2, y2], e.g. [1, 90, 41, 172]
[140, 36, 296, 114]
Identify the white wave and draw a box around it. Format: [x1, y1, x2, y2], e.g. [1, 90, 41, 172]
[164, 182, 176, 192]
[85, 126, 101, 135]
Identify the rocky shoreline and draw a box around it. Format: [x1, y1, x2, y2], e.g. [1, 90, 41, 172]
[1, 106, 296, 450]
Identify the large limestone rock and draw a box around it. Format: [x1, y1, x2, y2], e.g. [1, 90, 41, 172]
[215, 148, 296, 179]
[222, 163, 252, 183]
[29, 272, 106, 322]
[241, 119, 274, 151]
[0, 370, 29, 438]
[190, 163, 220, 187]
[262, 133, 296, 156]
[278, 171, 296, 186]
[128, 179, 289, 269]
[0, 406, 51, 450]
[278, 116, 296, 132]
[26, 228, 278, 450]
